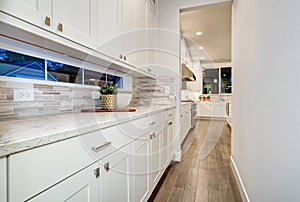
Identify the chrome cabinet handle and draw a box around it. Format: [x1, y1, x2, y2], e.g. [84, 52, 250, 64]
[45, 16, 51, 26]
[104, 162, 110, 172]
[91, 141, 112, 152]
[149, 133, 155, 139]
[149, 121, 156, 125]
[57, 23, 63, 32]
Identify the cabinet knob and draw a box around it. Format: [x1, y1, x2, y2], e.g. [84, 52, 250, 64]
[94, 167, 100, 178]
[104, 162, 110, 172]
[149, 133, 155, 139]
[124, 55, 127, 61]
[168, 121, 173, 125]
[147, 68, 152, 72]
[44, 16, 51, 26]
[57, 23, 63, 32]
[119, 54, 123, 59]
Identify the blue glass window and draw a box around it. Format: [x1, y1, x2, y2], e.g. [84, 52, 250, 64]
[84, 69, 106, 86]
[0, 48, 124, 88]
[47, 61, 82, 84]
[0, 48, 45, 80]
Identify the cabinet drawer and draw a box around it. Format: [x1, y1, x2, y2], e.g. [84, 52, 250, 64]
[117, 112, 165, 140]
[80, 126, 134, 161]
[8, 137, 95, 202]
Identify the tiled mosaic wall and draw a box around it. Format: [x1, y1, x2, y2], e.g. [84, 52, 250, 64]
[0, 79, 101, 118]
[0, 76, 176, 118]
[131, 77, 176, 106]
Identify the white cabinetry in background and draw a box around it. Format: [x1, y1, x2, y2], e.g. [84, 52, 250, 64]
[0, 0, 98, 48]
[0, 158, 6, 202]
[197, 101, 226, 118]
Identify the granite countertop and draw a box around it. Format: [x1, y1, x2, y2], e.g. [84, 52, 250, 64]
[0, 105, 175, 157]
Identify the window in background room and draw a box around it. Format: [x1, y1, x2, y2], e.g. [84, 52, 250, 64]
[221, 67, 232, 94]
[0, 48, 45, 80]
[203, 68, 219, 94]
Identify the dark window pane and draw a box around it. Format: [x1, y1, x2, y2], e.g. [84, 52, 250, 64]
[47, 61, 82, 84]
[203, 68, 219, 94]
[221, 67, 232, 94]
[84, 69, 106, 86]
[0, 48, 45, 80]
[107, 74, 123, 88]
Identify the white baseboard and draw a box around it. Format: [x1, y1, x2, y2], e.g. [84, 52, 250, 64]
[230, 156, 250, 202]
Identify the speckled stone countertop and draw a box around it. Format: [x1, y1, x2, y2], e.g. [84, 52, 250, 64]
[0, 105, 175, 157]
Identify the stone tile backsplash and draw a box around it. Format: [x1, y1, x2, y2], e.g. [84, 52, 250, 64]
[0, 76, 176, 118]
[0, 79, 101, 118]
[131, 77, 176, 106]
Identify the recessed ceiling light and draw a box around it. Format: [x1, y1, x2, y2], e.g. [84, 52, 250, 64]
[200, 57, 205, 60]
[198, 46, 204, 50]
[195, 31, 202, 36]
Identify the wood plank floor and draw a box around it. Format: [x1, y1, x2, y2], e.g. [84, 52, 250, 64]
[150, 119, 242, 202]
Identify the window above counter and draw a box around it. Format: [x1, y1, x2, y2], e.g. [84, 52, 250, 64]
[0, 48, 125, 88]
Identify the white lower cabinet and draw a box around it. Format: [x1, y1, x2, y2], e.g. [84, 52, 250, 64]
[6, 108, 176, 202]
[99, 143, 133, 202]
[0, 158, 6, 202]
[28, 163, 100, 202]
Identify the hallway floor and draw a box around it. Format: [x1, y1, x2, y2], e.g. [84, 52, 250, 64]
[151, 120, 242, 202]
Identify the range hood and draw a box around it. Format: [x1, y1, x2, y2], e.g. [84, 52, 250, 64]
[182, 63, 195, 81]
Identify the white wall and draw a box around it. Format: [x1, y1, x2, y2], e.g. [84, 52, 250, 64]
[232, 0, 300, 201]
[157, 0, 230, 161]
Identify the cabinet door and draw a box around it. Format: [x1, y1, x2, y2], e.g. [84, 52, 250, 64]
[145, 1, 157, 76]
[132, 136, 150, 202]
[97, 0, 120, 59]
[99, 143, 133, 202]
[119, 0, 136, 66]
[149, 130, 161, 188]
[28, 163, 100, 202]
[52, 0, 98, 48]
[0, 0, 52, 30]
[135, 0, 147, 69]
[161, 124, 169, 169]
[167, 119, 175, 162]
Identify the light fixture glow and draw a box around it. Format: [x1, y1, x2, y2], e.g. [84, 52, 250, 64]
[195, 31, 202, 36]
[198, 46, 204, 50]
[200, 57, 205, 60]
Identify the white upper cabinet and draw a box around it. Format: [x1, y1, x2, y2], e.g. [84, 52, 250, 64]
[52, 0, 98, 48]
[0, 158, 6, 202]
[0, 0, 98, 48]
[0, 0, 52, 30]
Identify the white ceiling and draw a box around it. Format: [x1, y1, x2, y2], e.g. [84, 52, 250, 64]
[180, 4, 232, 63]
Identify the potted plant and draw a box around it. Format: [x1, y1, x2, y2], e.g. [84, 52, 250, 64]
[206, 95, 211, 102]
[99, 82, 118, 110]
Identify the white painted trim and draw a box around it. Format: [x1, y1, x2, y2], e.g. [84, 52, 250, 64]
[173, 151, 182, 162]
[230, 156, 250, 202]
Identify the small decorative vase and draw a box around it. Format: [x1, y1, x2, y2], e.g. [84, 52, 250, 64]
[101, 94, 117, 110]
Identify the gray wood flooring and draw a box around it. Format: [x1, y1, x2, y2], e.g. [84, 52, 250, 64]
[151, 119, 242, 202]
